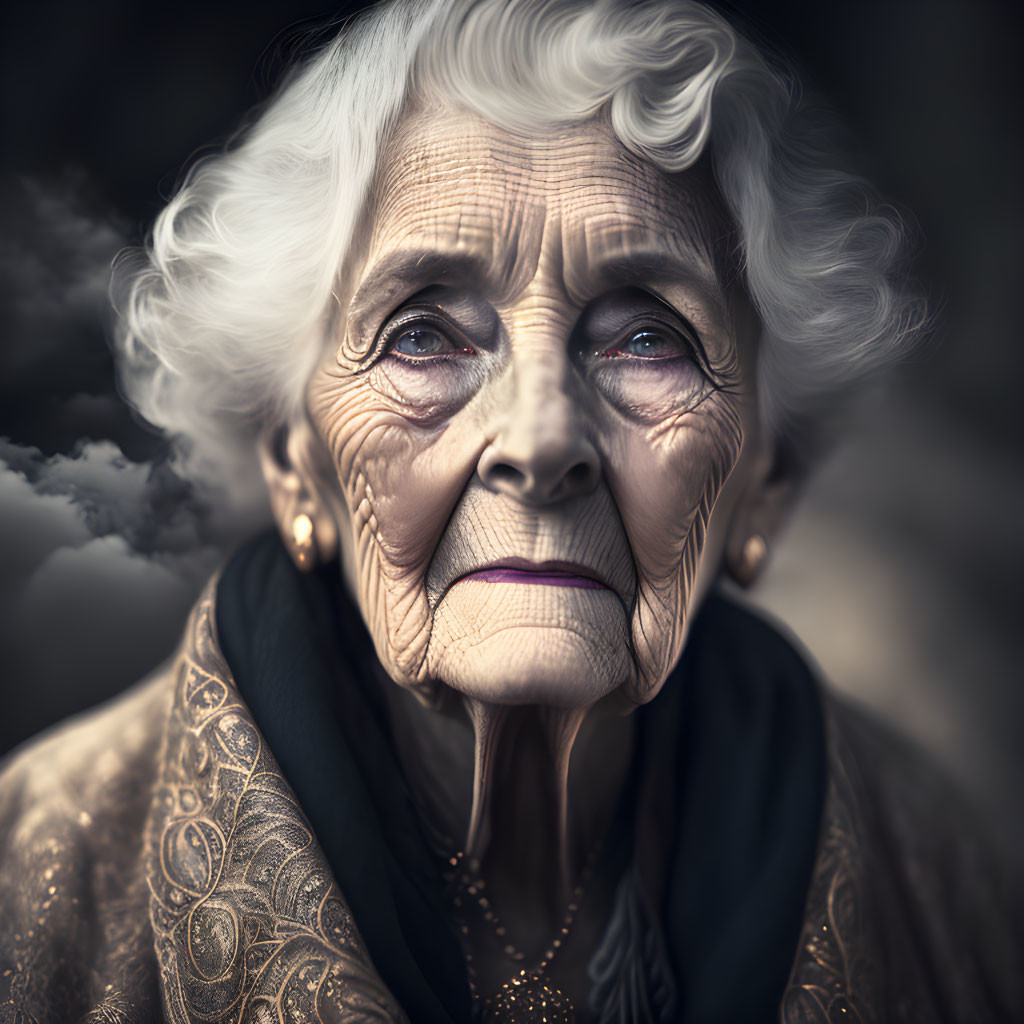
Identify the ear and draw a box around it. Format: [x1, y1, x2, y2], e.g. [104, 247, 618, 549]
[257, 419, 339, 572]
[722, 434, 799, 588]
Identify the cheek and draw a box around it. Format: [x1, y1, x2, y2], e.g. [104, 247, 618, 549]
[308, 368, 491, 696]
[608, 399, 743, 581]
[368, 356, 483, 416]
[604, 396, 743, 700]
[591, 359, 706, 421]
[368, 429, 485, 574]
[309, 368, 484, 577]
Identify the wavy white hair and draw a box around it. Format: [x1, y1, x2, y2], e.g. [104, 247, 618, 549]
[114, 0, 926, 503]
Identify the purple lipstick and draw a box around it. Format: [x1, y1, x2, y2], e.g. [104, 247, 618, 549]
[459, 563, 607, 590]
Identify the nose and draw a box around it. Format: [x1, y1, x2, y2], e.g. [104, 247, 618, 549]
[477, 356, 600, 505]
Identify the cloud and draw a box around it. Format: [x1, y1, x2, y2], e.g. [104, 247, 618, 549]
[0, 436, 221, 565]
[0, 436, 231, 754]
[0, 171, 166, 461]
[11, 535, 196, 696]
[0, 174, 122, 377]
[0, 456, 92, 583]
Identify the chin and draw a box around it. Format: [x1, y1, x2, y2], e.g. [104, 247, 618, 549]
[426, 580, 632, 707]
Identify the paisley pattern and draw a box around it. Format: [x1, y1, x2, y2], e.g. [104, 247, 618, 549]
[144, 580, 407, 1024]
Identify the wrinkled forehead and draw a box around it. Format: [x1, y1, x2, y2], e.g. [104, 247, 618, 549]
[359, 105, 737, 315]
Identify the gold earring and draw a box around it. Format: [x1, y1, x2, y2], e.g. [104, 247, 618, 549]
[739, 533, 768, 583]
[292, 513, 316, 571]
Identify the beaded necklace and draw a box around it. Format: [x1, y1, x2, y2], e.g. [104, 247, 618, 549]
[441, 846, 602, 1023]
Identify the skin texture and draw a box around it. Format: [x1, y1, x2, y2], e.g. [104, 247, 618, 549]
[263, 106, 786, 1007]
[310, 108, 748, 706]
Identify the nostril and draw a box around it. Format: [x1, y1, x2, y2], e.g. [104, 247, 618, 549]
[487, 463, 526, 489]
[565, 462, 594, 490]
[478, 446, 599, 501]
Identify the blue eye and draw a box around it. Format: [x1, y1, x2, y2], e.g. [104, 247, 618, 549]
[392, 328, 449, 356]
[600, 330, 685, 360]
[384, 320, 476, 363]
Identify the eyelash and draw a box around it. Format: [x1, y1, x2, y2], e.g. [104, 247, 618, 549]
[594, 325, 693, 360]
[579, 313, 708, 374]
[378, 313, 476, 364]
[373, 304, 708, 374]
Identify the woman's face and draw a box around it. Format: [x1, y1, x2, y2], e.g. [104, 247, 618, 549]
[302, 107, 756, 709]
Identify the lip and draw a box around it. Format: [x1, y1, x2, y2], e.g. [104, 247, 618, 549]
[455, 558, 610, 591]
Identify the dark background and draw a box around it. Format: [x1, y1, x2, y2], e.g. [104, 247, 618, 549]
[1, 1, 1022, 860]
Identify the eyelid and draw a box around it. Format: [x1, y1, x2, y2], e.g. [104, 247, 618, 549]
[587, 311, 710, 372]
[635, 288, 713, 361]
[372, 306, 476, 363]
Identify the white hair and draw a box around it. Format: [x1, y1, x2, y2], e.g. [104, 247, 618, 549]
[114, 0, 927, 501]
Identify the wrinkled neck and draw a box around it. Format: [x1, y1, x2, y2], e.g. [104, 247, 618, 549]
[383, 682, 635, 942]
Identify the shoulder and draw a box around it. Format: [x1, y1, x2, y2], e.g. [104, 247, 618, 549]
[0, 670, 173, 1022]
[0, 669, 172, 836]
[826, 692, 1015, 920]
[787, 691, 1024, 1022]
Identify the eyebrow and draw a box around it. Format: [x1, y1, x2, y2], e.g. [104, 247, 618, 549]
[562, 207, 734, 318]
[570, 250, 730, 328]
[348, 217, 733, 341]
[347, 240, 542, 326]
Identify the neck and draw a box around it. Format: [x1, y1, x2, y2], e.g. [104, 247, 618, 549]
[383, 683, 635, 952]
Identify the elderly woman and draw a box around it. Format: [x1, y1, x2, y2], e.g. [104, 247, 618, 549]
[0, 1, 1019, 1022]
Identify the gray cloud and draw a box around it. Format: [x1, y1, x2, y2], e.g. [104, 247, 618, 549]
[0, 455, 92, 583]
[0, 176, 121, 371]
[0, 172, 162, 460]
[0, 436, 231, 754]
[10, 534, 195, 698]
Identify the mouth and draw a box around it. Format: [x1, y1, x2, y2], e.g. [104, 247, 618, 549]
[455, 558, 609, 591]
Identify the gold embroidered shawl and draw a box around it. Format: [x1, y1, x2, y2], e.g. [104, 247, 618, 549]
[0, 582, 1018, 1023]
